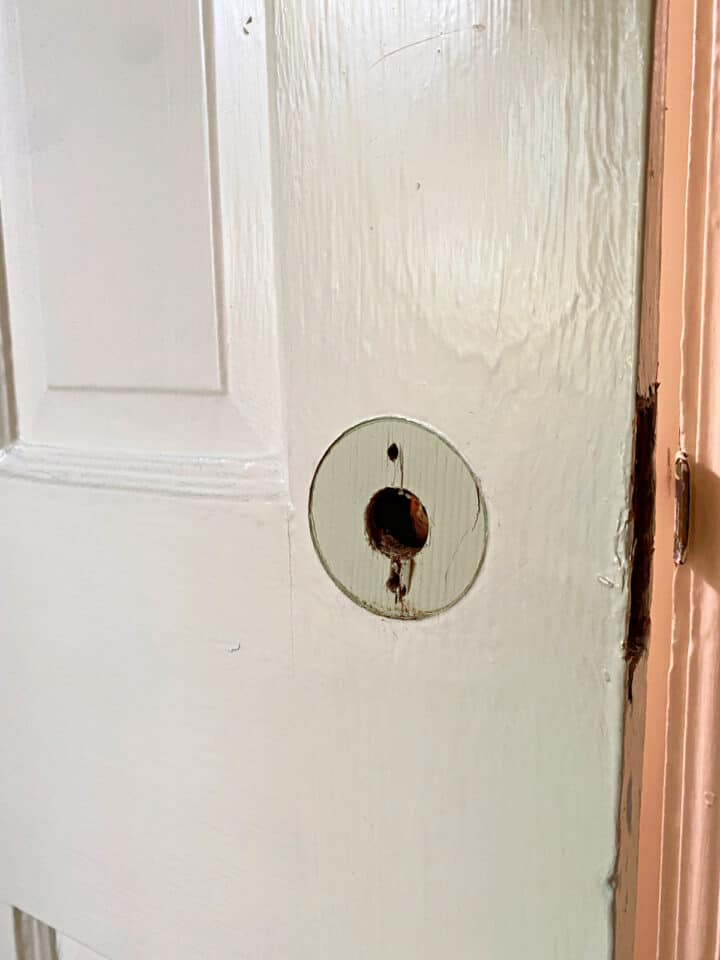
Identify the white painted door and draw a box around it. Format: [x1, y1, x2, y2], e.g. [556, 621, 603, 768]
[0, 2, 651, 958]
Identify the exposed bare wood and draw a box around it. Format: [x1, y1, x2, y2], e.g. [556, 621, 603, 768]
[614, 0, 670, 953]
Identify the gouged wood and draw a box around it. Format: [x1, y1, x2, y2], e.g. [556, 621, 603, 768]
[615, 0, 670, 955]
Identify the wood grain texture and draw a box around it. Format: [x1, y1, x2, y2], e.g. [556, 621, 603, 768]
[273, 1, 651, 957]
[0, 1, 651, 958]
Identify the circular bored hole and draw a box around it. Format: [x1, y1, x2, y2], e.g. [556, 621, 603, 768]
[365, 487, 429, 560]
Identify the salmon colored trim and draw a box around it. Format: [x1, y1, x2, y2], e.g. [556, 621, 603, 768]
[634, 0, 691, 956]
[640, 0, 720, 956]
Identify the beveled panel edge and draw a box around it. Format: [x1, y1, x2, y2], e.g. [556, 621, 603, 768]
[0, 441, 287, 501]
[0, 205, 18, 449]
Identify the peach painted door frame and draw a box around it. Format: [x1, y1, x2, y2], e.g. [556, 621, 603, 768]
[640, 0, 720, 956]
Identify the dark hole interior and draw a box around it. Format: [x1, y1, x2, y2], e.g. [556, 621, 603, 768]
[365, 487, 429, 560]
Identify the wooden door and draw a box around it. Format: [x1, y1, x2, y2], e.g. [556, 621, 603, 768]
[0, 2, 652, 958]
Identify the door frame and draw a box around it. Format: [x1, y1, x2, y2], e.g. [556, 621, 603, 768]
[636, 0, 720, 956]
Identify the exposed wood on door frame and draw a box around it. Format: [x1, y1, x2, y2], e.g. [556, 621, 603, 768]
[614, 0, 669, 954]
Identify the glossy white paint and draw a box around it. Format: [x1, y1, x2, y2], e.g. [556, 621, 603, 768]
[0, 1, 650, 958]
[0, 0, 282, 460]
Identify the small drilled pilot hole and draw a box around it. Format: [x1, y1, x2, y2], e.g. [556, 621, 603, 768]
[387, 443, 399, 461]
[365, 487, 429, 560]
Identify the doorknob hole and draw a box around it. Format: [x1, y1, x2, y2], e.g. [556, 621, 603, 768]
[365, 487, 429, 560]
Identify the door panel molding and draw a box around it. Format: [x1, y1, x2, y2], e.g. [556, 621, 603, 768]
[0, 907, 107, 960]
[0, 440, 286, 499]
[0, 1, 653, 956]
[0, 908, 58, 960]
[0, 0, 283, 461]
